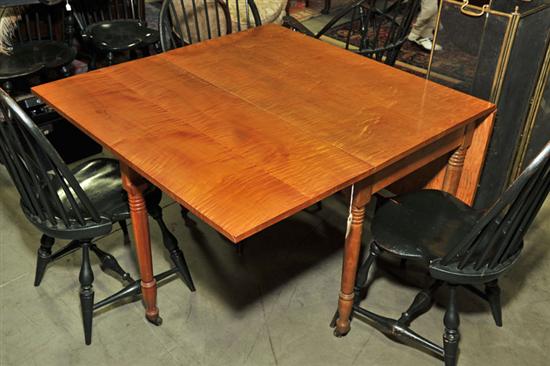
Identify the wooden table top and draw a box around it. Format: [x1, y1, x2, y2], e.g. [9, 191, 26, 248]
[32, 24, 495, 242]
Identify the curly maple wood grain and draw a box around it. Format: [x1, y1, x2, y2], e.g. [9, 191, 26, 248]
[163, 25, 495, 173]
[32, 25, 495, 243]
[33, 52, 374, 242]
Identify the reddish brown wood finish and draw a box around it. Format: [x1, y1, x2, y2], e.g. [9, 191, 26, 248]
[442, 124, 474, 195]
[336, 181, 372, 335]
[120, 163, 159, 323]
[455, 112, 496, 203]
[32, 24, 496, 332]
[32, 25, 494, 242]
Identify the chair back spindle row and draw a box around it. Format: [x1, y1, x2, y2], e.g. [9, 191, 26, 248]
[159, 0, 261, 51]
[72, 0, 145, 31]
[0, 88, 104, 231]
[11, 4, 65, 44]
[441, 142, 550, 271]
[290, 0, 419, 65]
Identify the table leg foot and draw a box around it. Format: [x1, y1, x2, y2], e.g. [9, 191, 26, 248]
[141, 278, 159, 324]
[146, 314, 163, 326]
[333, 327, 349, 338]
[335, 291, 354, 336]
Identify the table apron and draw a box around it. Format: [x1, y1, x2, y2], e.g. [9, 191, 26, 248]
[369, 126, 466, 194]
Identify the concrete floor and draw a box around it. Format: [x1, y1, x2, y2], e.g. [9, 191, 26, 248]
[1, 163, 549, 366]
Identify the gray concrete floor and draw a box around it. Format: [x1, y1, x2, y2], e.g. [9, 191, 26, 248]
[1, 160, 549, 366]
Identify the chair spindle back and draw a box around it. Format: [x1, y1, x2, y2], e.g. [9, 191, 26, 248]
[441, 142, 550, 270]
[0, 88, 103, 230]
[316, 0, 419, 65]
[159, 0, 261, 51]
[73, 0, 145, 31]
[12, 3, 65, 44]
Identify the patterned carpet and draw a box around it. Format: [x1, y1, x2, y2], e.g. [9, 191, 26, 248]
[142, 1, 473, 91]
[324, 19, 476, 91]
[288, 0, 325, 21]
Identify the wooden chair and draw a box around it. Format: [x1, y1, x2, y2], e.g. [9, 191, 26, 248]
[159, 0, 261, 51]
[0, 3, 76, 94]
[283, 0, 419, 65]
[0, 87, 195, 345]
[331, 141, 550, 365]
[72, 0, 159, 67]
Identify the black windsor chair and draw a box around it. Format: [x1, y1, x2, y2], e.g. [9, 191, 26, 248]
[0, 87, 195, 345]
[0, 3, 76, 94]
[159, 0, 261, 51]
[72, 0, 159, 68]
[330, 141, 550, 365]
[283, 0, 419, 66]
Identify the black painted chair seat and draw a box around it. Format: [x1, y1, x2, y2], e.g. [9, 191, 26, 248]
[372, 190, 483, 263]
[0, 41, 76, 80]
[371, 189, 524, 284]
[68, 158, 161, 222]
[84, 20, 159, 52]
[22, 157, 159, 240]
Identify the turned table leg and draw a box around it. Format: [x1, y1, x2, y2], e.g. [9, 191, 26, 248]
[442, 124, 475, 195]
[120, 163, 161, 325]
[335, 182, 372, 336]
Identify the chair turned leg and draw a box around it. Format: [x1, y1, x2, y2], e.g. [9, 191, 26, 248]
[443, 285, 460, 366]
[485, 280, 502, 327]
[79, 242, 95, 345]
[398, 280, 442, 326]
[149, 204, 195, 292]
[119, 220, 131, 246]
[34, 235, 55, 286]
[90, 244, 134, 284]
[354, 242, 380, 301]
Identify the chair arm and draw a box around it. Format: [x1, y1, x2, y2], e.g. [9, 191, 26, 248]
[282, 15, 315, 37]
